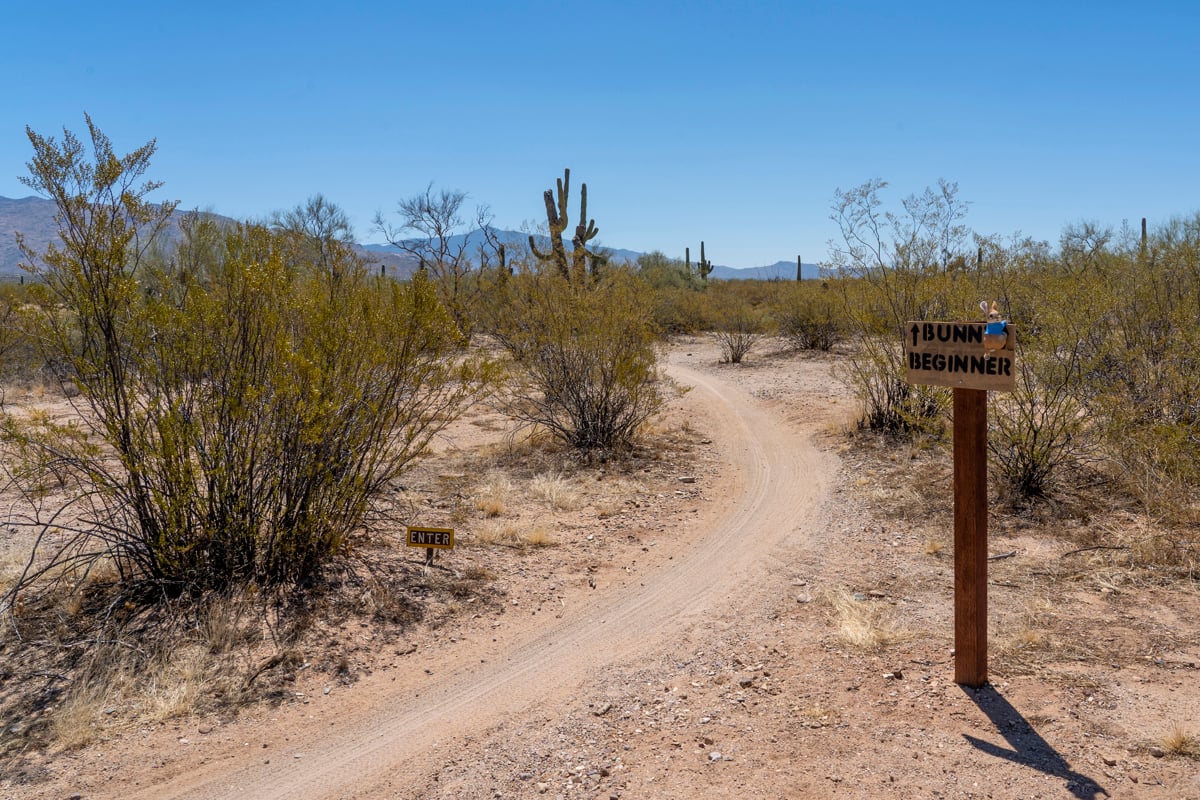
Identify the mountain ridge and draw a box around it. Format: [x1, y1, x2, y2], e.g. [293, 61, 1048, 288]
[0, 196, 820, 280]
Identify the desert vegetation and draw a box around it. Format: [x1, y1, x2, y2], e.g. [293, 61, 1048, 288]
[1, 116, 1198, 782]
[0, 120, 682, 756]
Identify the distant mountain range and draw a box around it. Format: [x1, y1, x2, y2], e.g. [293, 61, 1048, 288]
[0, 196, 412, 280]
[0, 196, 820, 281]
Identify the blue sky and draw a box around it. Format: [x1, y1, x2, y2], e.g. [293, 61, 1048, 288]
[3, 1, 1197, 268]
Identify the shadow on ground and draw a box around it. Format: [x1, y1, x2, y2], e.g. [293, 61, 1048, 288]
[961, 684, 1109, 799]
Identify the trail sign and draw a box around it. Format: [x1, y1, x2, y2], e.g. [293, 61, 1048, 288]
[406, 526, 455, 549]
[904, 317, 1017, 687]
[905, 321, 1016, 392]
[407, 525, 454, 567]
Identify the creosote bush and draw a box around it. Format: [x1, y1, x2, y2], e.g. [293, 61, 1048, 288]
[2, 118, 488, 608]
[775, 281, 842, 351]
[712, 298, 767, 364]
[488, 267, 664, 452]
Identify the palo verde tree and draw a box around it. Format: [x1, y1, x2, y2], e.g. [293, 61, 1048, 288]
[3, 118, 488, 611]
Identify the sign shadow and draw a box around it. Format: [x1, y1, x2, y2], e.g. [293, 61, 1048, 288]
[960, 684, 1109, 799]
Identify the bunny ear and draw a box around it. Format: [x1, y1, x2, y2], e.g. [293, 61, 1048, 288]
[990, 301, 999, 314]
[980, 301, 989, 313]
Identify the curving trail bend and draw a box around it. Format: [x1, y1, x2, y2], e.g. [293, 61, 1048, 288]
[123, 360, 836, 800]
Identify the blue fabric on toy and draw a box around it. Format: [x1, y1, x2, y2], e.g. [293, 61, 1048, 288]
[985, 320, 1007, 335]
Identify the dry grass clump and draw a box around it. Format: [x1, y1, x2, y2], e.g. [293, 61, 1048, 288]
[529, 473, 582, 511]
[591, 476, 645, 518]
[473, 471, 513, 518]
[473, 520, 557, 550]
[795, 703, 839, 729]
[1053, 512, 1200, 583]
[825, 590, 908, 651]
[44, 640, 235, 751]
[1159, 724, 1200, 759]
[0, 538, 29, 595]
[993, 595, 1057, 668]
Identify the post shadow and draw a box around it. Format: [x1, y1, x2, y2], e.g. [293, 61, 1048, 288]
[960, 684, 1109, 799]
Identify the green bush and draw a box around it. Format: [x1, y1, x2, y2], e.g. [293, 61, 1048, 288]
[488, 268, 663, 451]
[1087, 216, 1200, 518]
[3, 119, 486, 602]
[774, 281, 842, 351]
[711, 296, 768, 364]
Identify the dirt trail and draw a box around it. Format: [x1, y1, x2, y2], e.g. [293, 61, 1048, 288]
[121, 360, 836, 799]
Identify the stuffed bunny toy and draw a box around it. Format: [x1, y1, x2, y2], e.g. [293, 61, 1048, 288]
[981, 301, 1008, 355]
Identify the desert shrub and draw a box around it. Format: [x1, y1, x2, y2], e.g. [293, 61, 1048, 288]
[489, 267, 664, 451]
[3, 118, 486, 604]
[973, 244, 1107, 500]
[711, 296, 768, 364]
[636, 250, 701, 291]
[827, 179, 980, 435]
[1086, 216, 1200, 519]
[774, 281, 842, 351]
[0, 284, 43, 397]
[648, 285, 714, 335]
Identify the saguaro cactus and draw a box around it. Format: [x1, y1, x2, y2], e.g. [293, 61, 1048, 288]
[697, 241, 713, 283]
[530, 168, 601, 281]
[572, 182, 603, 279]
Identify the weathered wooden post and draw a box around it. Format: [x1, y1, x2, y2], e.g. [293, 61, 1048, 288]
[954, 387, 988, 685]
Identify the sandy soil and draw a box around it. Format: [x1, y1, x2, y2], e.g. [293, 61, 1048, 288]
[4, 336, 1200, 799]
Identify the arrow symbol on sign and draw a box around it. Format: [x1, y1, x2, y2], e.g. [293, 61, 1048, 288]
[910, 324, 920, 348]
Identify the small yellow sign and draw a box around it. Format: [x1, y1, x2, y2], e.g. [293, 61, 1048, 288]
[406, 526, 455, 549]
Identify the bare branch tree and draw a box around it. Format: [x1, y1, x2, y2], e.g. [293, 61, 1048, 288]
[374, 184, 498, 337]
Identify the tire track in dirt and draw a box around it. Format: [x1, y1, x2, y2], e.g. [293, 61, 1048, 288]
[123, 361, 835, 800]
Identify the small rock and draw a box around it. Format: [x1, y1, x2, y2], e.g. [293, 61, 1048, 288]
[678, 476, 697, 484]
[593, 701, 612, 716]
[1101, 754, 1118, 767]
[535, 782, 549, 794]
[198, 724, 213, 735]
[852, 592, 869, 602]
[708, 751, 722, 762]
[1149, 746, 1166, 758]
[178, 738, 190, 745]
[795, 593, 813, 604]
[738, 677, 754, 688]
[868, 590, 886, 598]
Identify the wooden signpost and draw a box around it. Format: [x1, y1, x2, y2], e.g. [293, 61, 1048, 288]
[905, 319, 1015, 687]
[406, 525, 455, 566]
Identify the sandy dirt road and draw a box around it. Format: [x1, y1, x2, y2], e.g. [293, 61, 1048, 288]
[118, 359, 836, 800]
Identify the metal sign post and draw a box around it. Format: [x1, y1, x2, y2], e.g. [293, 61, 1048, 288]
[905, 319, 1015, 687]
